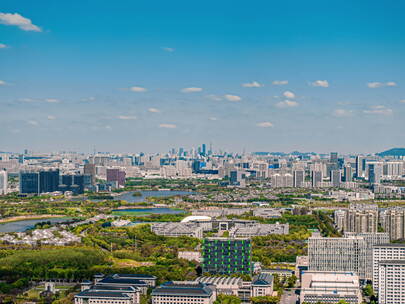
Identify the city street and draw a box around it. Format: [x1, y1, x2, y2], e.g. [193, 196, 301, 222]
[280, 289, 299, 304]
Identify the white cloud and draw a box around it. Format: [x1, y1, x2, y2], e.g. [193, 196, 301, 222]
[283, 91, 295, 99]
[161, 47, 175, 52]
[129, 86, 147, 92]
[206, 94, 223, 101]
[181, 87, 203, 93]
[18, 98, 33, 102]
[159, 123, 177, 129]
[242, 81, 262, 88]
[18, 97, 61, 103]
[45, 98, 60, 103]
[256, 122, 274, 128]
[367, 82, 383, 88]
[224, 94, 241, 102]
[47, 115, 56, 120]
[27, 120, 39, 126]
[275, 100, 299, 108]
[363, 105, 393, 115]
[117, 115, 137, 120]
[333, 109, 353, 117]
[367, 81, 397, 88]
[0, 80, 7, 86]
[0, 43, 7, 49]
[272, 80, 288, 86]
[208, 117, 218, 121]
[0, 13, 41, 32]
[82, 96, 96, 102]
[105, 125, 112, 130]
[148, 108, 160, 113]
[311, 80, 329, 87]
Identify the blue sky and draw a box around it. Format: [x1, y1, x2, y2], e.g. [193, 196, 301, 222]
[1, 0, 404, 154]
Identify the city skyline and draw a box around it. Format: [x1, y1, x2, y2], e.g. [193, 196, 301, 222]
[1, 0, 405, 153]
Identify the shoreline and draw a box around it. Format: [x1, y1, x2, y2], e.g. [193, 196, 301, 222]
[0, 214, 65, 224]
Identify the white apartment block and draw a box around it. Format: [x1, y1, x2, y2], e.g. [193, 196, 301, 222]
[382, 208, 405, 240]
[334, 204, 379, 234]
[0, 170, 8, 195]
[300, 271, 362, 304]
[372, 244, 405, 295]
[378, 260, 405, 304]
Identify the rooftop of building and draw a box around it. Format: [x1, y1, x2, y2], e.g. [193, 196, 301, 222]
[197, 276, 243, 286]
[91, 285, 138, 292]
[98, 276, 148, 286]
[374, 243, 405, 248]
[152, 281, 214, 297]
[204, 237, 250, 241]
[112, 273, 157, 279]
[252, 273, 274, 286]
[75, 291, 130, 299]
[301, 271, 360, 287]
[379, 260, 405, 265]
[262, 268, 294, 273]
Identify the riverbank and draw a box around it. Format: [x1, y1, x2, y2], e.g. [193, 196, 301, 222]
[0, 214, 63, 224]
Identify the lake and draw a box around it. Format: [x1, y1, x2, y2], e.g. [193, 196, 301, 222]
[87, 190, 194, 203]
[112, 207, 186, 216]
[0, 217, 72, 233]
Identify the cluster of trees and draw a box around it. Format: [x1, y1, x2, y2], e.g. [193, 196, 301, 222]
[0, 194, 126, 218]
[313, 211, 341, 237]
[80, 224, 200, 283]
[251, 296, 280, 304]
[229, 212, 316, 264]
[214, 295, 280, 304]
[0, 277, 29, 294]
[0, 247, 108, 282]
[213, 294, 241, 304]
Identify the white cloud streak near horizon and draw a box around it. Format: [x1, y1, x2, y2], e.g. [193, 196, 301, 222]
[367, 81, 397, 88]
[257, 122, 274, 127]
[159, 123, 177, 129]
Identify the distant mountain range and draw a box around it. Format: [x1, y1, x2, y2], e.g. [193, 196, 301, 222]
[377, 148, 405, 157]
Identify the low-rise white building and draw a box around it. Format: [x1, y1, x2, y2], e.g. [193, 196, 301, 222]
[230, 223, 289, 237]
[151, 222, 203, 239]
[178, 251, 201, 262]
[74, 291, 132, 304]
[300, 271, 362, 304]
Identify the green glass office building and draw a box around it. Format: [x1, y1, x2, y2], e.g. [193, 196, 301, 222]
[202, 238, 252, 275]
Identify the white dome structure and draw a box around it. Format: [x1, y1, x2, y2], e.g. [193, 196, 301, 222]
[181, 215, 211, 223]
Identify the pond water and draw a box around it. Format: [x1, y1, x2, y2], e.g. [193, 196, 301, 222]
[111, 207, 186, 215]
[0, 217, 72, 233]
[89, 190, 194, 203]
